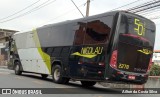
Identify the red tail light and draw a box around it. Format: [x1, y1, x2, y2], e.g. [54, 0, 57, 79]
[147, 58, 152, 72]
[110, 50, 117, 69]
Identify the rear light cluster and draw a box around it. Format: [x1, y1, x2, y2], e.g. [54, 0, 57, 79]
[110, 50, 117, 69]
[147, 58, 153, 72]
[128, 75, 136, 80]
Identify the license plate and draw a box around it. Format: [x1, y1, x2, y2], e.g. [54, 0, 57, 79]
[128, 75, 135, 80]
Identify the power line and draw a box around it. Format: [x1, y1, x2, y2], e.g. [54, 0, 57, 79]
[43, 0, 155, 25]
[43, 0, 93, 24]
[49, 0, 160, 22]
[122, 0, 160, 20]
[127, 0, 157, 11]
[0, 0, 41, 21]
[71, 0, 85, 17]
[0, 0, 57, 23]
[26, 0, 57, 14]
[2, 0, 159, 24]
[110, 0, 142, 11]
[133, 3, 160, 13]
[138, 7, 160, 18]
[128, 1, 160, 13]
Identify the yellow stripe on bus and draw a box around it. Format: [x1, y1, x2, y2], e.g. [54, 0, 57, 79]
[32, 28, 51, 74]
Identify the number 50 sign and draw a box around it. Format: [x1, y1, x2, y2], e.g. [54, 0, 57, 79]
[134, 18, 145, 36]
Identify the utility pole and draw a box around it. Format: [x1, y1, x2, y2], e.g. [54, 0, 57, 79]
[86, 0, 90, 17]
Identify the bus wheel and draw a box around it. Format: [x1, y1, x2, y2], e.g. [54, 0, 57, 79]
[81, 81, 96, 87]
[41, 74, 48, 79]
[52, 65, 65, 84]
[14, 62, 22, 75]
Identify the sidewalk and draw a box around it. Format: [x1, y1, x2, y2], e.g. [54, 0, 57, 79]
[0, 65, 8, 69]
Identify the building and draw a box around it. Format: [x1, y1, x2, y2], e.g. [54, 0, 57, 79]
[0, 28, 18, 66]
[152, 50, 160, 65]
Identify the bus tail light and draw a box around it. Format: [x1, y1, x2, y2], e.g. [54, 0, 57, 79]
[128, 75, 135, 80]
[110, 50, 117, 69]
[147, 58, 152, 72]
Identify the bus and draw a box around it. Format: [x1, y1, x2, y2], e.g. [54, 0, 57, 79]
[8, 11, 156, 86]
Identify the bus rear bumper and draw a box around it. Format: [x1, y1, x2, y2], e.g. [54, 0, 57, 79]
[106, 70, 148, 84]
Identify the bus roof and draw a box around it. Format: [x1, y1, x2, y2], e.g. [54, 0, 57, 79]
[15, 10, 155, 35]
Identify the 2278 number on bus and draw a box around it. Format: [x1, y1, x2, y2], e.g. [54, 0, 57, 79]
[118, 63, 129, 70]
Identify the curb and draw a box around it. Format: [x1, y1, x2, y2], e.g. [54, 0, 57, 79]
[0, 66, 8, 69]
[149, 76, 160, 78]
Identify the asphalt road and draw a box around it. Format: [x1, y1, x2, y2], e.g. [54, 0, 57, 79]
[0, 68, 159, 97]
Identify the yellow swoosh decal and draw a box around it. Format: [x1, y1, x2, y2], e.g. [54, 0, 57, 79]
[33, 29, 51, 73]
[137, 50, 151, 55]
[71, 52, 97, 58]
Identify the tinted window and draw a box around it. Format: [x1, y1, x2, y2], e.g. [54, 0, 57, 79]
[119, 13, 156, 47]
[74, 16, 113, 45]
[73, 22, 86, 45]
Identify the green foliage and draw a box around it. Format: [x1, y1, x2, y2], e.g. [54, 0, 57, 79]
[149, 64, 160, 76]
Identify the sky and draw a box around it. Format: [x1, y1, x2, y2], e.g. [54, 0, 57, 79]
[0, 0, 159, 50]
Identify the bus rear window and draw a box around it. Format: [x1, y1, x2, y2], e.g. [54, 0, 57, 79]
[119, 13, 156, 47]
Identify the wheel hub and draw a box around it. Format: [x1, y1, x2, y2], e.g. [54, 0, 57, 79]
[54, 69, 60, 81]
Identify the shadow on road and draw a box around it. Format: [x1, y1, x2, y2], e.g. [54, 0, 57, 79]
[10, 73, 121, 94]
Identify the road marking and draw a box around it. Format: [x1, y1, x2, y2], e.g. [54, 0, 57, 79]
[33, 80, 43, 85]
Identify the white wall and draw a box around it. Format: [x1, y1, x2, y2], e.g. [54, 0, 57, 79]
[152, 53, 160, 64]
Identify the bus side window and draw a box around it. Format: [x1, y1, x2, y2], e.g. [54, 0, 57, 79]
[73, 22, 87, 45]
[84, 16, 113, 45]
[60, 47, 70, 58]
[51, 47, 62, 57]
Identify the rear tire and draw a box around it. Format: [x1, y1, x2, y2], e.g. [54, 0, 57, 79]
[14, 62, 22, 75]
[81, 81, 96, 87]
[41, 74, 48, 79]
[52, 65, 69, 84]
